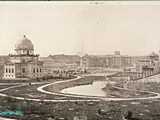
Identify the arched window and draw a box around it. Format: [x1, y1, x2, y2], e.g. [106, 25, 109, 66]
[37, 68, 39, 73]
[6, 68, 8, 73]
[40, 68, 41, 72]
[12, 68, 14, 73]
[9, 68, 10, 73]
[33, 68, 35, 73]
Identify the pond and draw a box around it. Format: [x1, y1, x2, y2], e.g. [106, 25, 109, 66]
[61, 81, 114, 97]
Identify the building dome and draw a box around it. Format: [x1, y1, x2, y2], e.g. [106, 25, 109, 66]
[15, 35, 34, 50]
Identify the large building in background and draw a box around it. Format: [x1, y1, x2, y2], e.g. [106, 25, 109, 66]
[3, 35, 44, 80]
[105, 52, 133, 69]
[80, 51, 160, 74]
[81, 52, 135, 71]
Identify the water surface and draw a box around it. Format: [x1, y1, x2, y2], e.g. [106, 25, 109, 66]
[61, 81, 109, 97]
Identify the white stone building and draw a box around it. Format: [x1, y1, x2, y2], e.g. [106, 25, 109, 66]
[3, 35, 44, 80]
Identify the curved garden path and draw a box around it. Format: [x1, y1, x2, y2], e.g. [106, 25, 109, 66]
[0, 74, 160, 103]
[37, 75, 160, 101]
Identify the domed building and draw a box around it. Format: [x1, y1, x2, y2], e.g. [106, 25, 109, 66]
[3, 35, 44, 80]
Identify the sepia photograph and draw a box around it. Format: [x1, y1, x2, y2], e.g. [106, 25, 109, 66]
[0, 1, 160, 120]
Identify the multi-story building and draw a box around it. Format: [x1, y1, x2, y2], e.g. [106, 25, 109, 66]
[3, 35, 44, 80]
[81, 52, 134, 71]
[106, 55, 133, 69]
[105, 51, 132, 68]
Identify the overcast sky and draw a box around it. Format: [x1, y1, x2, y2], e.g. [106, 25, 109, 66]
[0, 2, 160, 57]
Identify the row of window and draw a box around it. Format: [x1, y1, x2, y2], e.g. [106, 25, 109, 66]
[21, 68, 42, 73]
[33, 68, 42, 73]
[5, 67, 42, 74]
[5, 75, 14, 78]
[17, 50, 33, 55]
[5, 68, 14, 73]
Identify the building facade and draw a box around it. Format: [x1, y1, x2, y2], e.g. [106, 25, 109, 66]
[106, 55, 133, 69]
[81, 52, 134, 71]
[3, 35, 44, 80]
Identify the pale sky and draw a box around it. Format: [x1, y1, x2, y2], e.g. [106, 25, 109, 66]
[0, 2, 160, 57]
